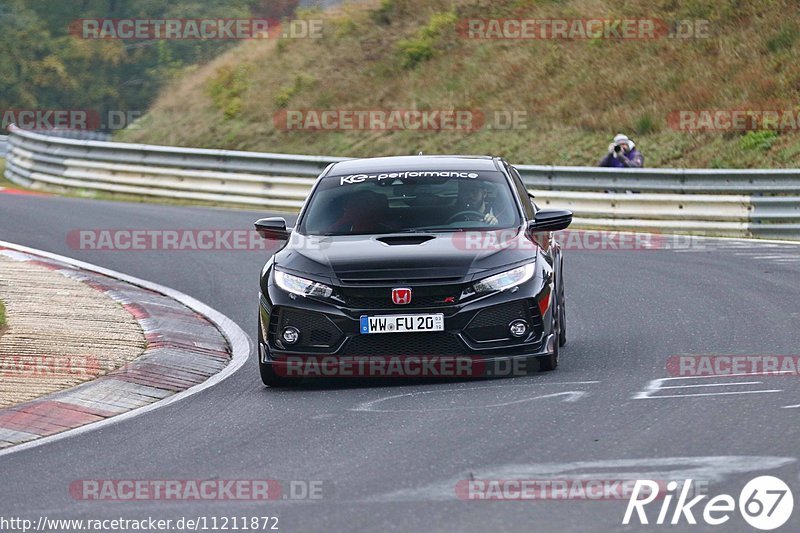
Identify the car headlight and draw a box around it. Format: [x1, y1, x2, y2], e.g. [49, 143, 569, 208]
[275, 269, 333, 298]
[466, 263, 536, 297]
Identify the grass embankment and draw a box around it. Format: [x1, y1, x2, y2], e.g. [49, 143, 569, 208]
[118, 0, 800, 168]
[0, 299, 6, 330]
[0, 158, 14, 189]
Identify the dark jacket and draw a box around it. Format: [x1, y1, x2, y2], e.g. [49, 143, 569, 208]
[599, 148, 644, 168]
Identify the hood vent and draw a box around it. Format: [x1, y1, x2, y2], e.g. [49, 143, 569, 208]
[376, 235, 436, 246]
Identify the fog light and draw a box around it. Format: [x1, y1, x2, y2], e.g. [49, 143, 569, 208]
[282, 326, 300, 345]
[509, 319, 528, 337]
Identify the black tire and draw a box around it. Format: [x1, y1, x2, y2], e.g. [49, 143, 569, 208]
[538, 282, 561, 372]
[537, 353, 558, 372]
[538, 343, 559, 371]
[259, 359, 299, 387]
[258, 315, 300, 387]
[558, 267, 567, 347]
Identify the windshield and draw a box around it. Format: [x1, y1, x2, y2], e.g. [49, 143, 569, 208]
[299, 170, 521, 236]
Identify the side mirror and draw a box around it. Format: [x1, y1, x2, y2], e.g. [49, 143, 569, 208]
[254, 217, 291, 241]
[528, 209, 572, 233]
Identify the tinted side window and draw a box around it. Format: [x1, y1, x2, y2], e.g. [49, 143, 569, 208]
[510, 166, 536, 219]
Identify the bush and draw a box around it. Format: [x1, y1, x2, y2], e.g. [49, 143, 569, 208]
[765, 24, 796, 53]
[371, 0, 394, 26]
[273, 73, 316, 109]
[739, 130, 778, 152]
[397, 38, 435, 68]
[635, 113, 657, 135]
[207, 65, 250, 119]
[396, 11, 457, 69]
[334, 17, 359, 39]
[273, 86, 296, 109]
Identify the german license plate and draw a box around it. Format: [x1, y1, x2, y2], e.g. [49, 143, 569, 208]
[360, 314, 444, 334]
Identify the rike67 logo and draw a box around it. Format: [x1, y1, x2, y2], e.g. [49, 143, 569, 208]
[623, 476, 794, 530]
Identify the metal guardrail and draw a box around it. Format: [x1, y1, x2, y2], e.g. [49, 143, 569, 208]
[5, 125, 799, 239]
[42, 130, 112, 142]
[2, 131, 108, 158]
[5, 126, 347, 210]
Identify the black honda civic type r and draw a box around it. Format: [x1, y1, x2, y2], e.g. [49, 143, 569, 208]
[255, 155, 572, 386]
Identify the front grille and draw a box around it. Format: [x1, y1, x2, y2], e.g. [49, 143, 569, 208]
[344, 295, 450, 309]
[270, 307, 343, 350]
[470, 301, 529, 328]
[342, 332, 466, 357]
[466, 300, 543, 343]
[339, 284, 462, 310]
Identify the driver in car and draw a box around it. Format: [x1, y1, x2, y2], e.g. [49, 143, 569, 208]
[451, 180, 499, 225]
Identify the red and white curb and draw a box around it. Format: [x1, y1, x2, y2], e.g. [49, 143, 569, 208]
[0, 240, 250, 456]
[0, 187, 49, 196]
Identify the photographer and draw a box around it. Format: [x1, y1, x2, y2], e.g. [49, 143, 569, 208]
[598, 133, 644, 168]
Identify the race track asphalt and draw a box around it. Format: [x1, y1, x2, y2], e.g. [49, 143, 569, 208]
[1, 193, 799, 532]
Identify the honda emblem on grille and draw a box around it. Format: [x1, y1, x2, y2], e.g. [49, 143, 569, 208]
[392, 288, 412, 305]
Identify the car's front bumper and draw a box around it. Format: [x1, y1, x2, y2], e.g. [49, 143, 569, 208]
[258, 273, 556, 378]
[258, 335, 556, 379]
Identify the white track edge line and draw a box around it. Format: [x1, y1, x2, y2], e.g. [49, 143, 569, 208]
[0, 239, 252, 458]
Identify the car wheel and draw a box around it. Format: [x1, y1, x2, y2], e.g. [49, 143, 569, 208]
[558, 268, 567, 347]
[258, 315, 300, 387]
[538, 339, 559, 372]
[260, 360, 299, 387]
[536, 285, 560, 372]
